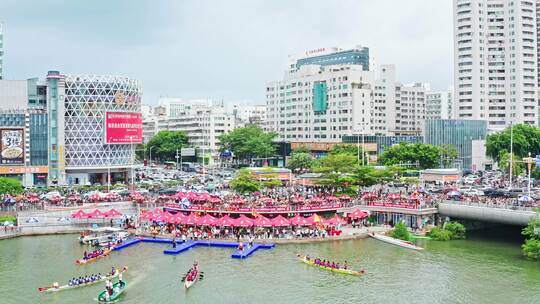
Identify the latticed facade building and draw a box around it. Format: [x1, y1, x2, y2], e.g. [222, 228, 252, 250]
[47, 72, 142, 185]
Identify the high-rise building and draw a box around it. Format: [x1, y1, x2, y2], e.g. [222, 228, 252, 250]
[0, 22, 3, 80]
[453, 0, 538, 130]
[232, 103, 266, 128]
[151, 98, 236, 162]
[287, 46, 371, 74]
[266, 50, 428, 143]
[426, 90, 454, 120]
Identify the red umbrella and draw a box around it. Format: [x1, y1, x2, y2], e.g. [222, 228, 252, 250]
[140, 209, 153, 220]
[85, 209, 105, 219]
[209, 197, 221, 204]
[270, 215, 291, 227]
[198, 214, 218, 226]
[182, 213, 200, 225]
[408, 192, 420, 201]
[290, 214, 311, 226]
[361, 192, 378, 200]
[216, 214, 235, 226]
[348, 208, 369, 219]
[310, 197, 323, 203]
[339, 194, 352, 201]
[71, 210, 88, 218]
[323, 215, 347, 226]
[326, 196, 338, 201]
[104, 209, 123, 218]
[253, 215, 272, 227]
[387, 193, 401, 200]
[233, 215, 254, 227]
[27, 196, 40, 203]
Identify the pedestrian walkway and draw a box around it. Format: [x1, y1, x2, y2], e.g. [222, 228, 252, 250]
[113, 237, 275, 259]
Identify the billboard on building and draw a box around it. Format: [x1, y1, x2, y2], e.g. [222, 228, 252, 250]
[104, 112, 143, 144]
[0, 129, 24, 165]
[181, 148, 196, 157]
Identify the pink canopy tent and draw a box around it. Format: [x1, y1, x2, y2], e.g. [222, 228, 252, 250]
[408, 192, 420, 201]
[323, 215, 347, 226]
[233, 215, 254, 227]
[253, 215, 272, 227]
[104, 209, 123, 218]
[71, 210, 88, 218]
[209, 197, 221, 204]
[182, 213, 200, 225]
[310, 197, 323, 203]
[270, 215, 291, 227]
[197, 214, 218, 226]
[27, 196, 40, 203]
[348, 209, 369, 220]
[305, 214, 321, 225]
[85, 209, 105, 219]
[169, 213, 185, 224]
[216, 214, 235, 226]
[290, 214, 311, 226]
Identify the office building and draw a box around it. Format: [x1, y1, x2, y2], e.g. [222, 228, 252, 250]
[47, 72, 142, 185]
[453, 0, 538, 130]
[424, 119, 487, 170]
[232, 103, 266, 127]
[0, 22, 3, 80]
[426, 90, 454, 120]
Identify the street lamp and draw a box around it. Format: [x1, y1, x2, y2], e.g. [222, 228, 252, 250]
[149, 146, 155, 166]
[523, 153, 535, 197]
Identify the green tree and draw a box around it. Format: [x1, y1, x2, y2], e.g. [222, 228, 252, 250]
[0, 177, 23, 195]
[230, 169, 261, 194]
[379, 143, 441, 169]
[146, 131, 189, 162]
[218, 125, 277, 161]
[486, 124, 540, 163]
[287, 152, 314, 172]
[521, 219, 540, 260]
[440, 144, 458, 168]
[312, 153, 358, 174]
[498, 151, 524, 176]
[351, 166, 396, 187]
[390, 221, 412, 241]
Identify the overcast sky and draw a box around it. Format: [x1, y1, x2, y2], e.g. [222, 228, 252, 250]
[0, 0, 453, 105]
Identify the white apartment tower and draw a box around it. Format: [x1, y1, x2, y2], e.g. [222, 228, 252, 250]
[426, 90, 454, 120]
[266, 48, 428, 142]
[453, 0, 538, 130]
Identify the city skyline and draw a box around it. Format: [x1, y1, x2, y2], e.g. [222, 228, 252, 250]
[0, 0, 453, 105]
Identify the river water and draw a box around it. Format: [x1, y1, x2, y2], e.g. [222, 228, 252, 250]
[1, 230, 539, 304]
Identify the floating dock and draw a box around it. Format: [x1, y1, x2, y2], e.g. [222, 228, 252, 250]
[113, 237, 274, 259]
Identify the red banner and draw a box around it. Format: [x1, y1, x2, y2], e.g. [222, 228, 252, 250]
[105, 112, 142, 144]
[164, 204, 343, 214]
[369, 202, 418, 209]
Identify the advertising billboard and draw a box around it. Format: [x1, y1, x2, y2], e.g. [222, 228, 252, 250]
[104, 112, 143, 144]
[0, 129, 24, 165]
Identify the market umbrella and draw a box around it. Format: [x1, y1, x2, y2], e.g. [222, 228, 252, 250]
[209, 196, 221, 204]
[326, 196, 338, 201]
[408, 192, 420, 201]
[71, 210, 88, 218]
[233, 215, 254, 227]
[216, 214, 235, 226]
[253, 215, 272, 227]
[348, 209, 368, 220]
[169, 213, 185, 224]
[361, 192, 378, 200]
[310, 197, 323, 203]
[519, 195, 534, 202]
[270, 215, 291, 227]
[104, 209, 123, 218]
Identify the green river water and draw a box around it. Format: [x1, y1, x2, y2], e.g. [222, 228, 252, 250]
[1, 229, 539, 304]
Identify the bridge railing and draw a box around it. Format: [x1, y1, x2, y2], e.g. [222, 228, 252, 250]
[439, 199, 538, 212]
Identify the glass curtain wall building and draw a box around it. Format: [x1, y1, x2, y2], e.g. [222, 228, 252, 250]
[424, 119, 487, 170]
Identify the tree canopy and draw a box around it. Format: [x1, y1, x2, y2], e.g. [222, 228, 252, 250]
[379, 143, 444, 169]
[229, 169, 261, 194]
[312, 153, 358, 174]
[287, 152, 314, 173]
[486, 124, 540, 163]
[0, 177, 23, 195]
[146, 131, 189, 162]
[218, 125, 277, 161]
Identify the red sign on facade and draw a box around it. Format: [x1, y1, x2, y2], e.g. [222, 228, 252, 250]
[105, 112, 143, 144]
